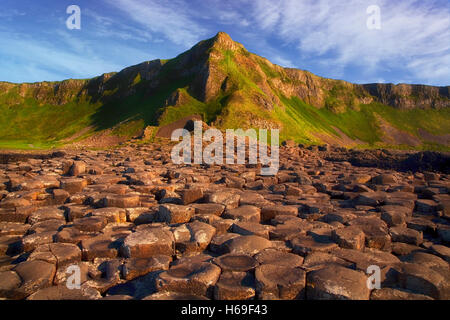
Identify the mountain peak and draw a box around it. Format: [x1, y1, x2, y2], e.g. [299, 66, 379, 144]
[210, 31, 243, 51]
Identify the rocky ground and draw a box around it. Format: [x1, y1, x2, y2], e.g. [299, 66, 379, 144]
[0, 142, 449, 300]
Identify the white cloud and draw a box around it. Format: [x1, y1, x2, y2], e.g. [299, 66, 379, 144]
[0, 30, 152, 83]
[83, 8, 154, 43]
[104, 0, 208, 47]
[248, 0, 450, 84]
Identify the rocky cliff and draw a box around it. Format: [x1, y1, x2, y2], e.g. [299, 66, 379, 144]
[0, 32, 449, 150]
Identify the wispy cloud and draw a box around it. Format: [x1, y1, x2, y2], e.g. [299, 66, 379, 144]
[0, 31, 121, 82]
[83, 8, 154, 43]
[248, 0, 450, 84]
[104, 0, 208, 47]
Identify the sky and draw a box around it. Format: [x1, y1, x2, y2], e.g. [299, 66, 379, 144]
[0, 0, 449, 85]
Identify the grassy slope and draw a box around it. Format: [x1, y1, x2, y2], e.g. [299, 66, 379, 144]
[0, 38, 448, 151]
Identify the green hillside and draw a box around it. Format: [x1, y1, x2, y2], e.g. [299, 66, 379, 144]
[0, 32, 449, 150]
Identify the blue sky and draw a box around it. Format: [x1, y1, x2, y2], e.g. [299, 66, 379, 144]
[1, 0, 449, 85]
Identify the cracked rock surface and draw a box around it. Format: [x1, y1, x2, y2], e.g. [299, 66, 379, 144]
[0, 143, 449, 300]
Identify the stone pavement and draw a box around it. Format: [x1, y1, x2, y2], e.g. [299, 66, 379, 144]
[0, 143, 449, 300]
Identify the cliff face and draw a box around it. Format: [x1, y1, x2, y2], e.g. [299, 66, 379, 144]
[0, 32, 449, 150]
[362, 83, 450, 110]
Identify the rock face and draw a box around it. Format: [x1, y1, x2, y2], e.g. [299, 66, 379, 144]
[0, 142, 449, 301]
[2, 32, 448, 151]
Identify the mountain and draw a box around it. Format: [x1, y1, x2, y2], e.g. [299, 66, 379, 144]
[0, 32, 449, 150]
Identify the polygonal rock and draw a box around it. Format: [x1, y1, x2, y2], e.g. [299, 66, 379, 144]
[156, 262, 221, 297]
[209, 233, 241, 254]
[190, 203, 225, 216]
[27, 285, 101, 300]
[255, 264, 306, 300]
[254, 249, 304, 267]
[81, 234, 119, 261]
[231, 221, 270, 239]
[353, 192, 387, 207]
[390, 227, 423, 246]
[0, 270, 23, 299]
[370, 288, 433, 300]
[331, 226, 365, 250]
[22, 231, 55, 252]
[121, 226, 174, 258]
[178, 188, 204, 205]
[260, 205, 298, 222]
[104, 194, 140, 208]
[306, 265, 370, 300]
[28, 207, 65, 225]
[143, 291, 209, 300]
[416, 200, 439, 215]
[173, 221, 216, 255]
[393, 263, 450, 299]
[157, 204, 195, 224]
[13, 260, 56, 297]
[60, 178, 88, 194]
[214, 271, 256, 300]
[69, 161, 86, 176]
[381, 206, 408, 227]
[73, 216, 107, 232]
[213, 253, 258, 272]
[91, 207, 127, 223]
[223, 205, 261, 223]
[207, 191, 240, 209]
[122, 255, 172, 281]
[429, 244, 450, 263]
[0, 222, 30, 236]
[290, 235, 338, 256]
[223, 235, 273, 255]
